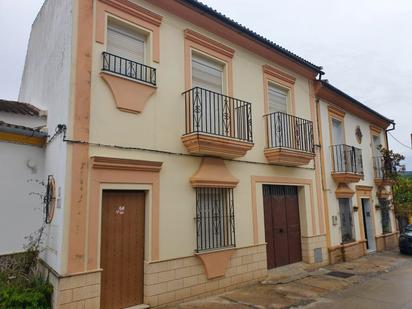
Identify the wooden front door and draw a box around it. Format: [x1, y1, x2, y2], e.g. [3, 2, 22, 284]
[263, 185, 301, 269]
[101, 190, 145, 309]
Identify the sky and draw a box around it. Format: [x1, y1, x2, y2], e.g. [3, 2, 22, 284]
[1, 0, 411, 168]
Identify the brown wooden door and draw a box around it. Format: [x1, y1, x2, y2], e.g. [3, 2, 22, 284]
[263, 185, 301, 269]
[101, 190, 145, 309]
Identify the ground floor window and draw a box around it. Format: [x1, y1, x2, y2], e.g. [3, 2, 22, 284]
[380, 199, 392, 234]
[195, 187, 235, 252]
[338, 198, 355, 243]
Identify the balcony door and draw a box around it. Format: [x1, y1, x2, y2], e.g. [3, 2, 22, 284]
[106, 21, 146, 80]
[267, 83, 288, 147]
[331, 118, 345, 171]
[191, 53, 227, 136]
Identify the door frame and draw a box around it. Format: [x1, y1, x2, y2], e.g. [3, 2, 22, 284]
[263, 184, 302, 269]
[355, 186, 376, 251]
[100, 189, 147, 308]
[361, 198, 376, 251]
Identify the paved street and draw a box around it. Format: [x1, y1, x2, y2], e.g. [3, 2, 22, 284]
[167, 250, 412, 309]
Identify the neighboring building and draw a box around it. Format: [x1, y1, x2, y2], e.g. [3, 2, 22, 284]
[0, 100, 47, 255]
[12, 0, 396, 308]
[315, 81, 398, 263]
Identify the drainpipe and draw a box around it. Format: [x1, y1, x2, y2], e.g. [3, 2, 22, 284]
[384, 121, 396, 150]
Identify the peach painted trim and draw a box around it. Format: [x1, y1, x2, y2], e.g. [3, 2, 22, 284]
[190, 157, 239, 188]
[355, 186, 375, 243]
[67, 0, 94, 274]
[195, 248, 235, 279]
[263, 148, 315, 166]
[335, 183, 355, 198]
[184, 29, 234, 96]
[262, 65, 296, 116]
[314, 87, 331, 247]
[96, 0, 162, 63]
[100, 72, 156, 113]
[146, 0, 318, 79]
[328, 105, 345, 120]
[370, 125, 382, 135]
[86, 156, 162, 270]
[309, 80, 325, 236]
[181, 133, 253, 159]
[250, 176, 316, 245]
[328, 104, 347, 176]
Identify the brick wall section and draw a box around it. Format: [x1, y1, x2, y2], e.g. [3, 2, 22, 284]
[376, 232, 399, 251]
[143, 244, 267, 307]
[301, 235, 328, 264]
[38, 262, 101, 309]
[328, 241, 366, 264]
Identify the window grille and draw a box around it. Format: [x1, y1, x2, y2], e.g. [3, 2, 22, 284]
[338, 198, 355, 243]
[380, 199, 392, 234]
[195, 187, 235, 252]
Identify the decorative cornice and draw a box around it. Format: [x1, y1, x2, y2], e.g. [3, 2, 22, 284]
[91, 156, 162, 172]
[98, 0, 162, 26]
[370, 124, 382, 135]
[335, 183, 355, 198]
[190, 157, 239, 188]
[263, 65, 296, 85]
[184, 29, 235, 59]
[328, 105, 345, 120]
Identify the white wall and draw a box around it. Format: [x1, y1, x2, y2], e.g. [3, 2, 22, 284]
[0, 141, 45, 255]
[18, 0, 74, 273]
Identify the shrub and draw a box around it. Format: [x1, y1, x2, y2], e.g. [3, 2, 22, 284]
[0, 273, 52, 309]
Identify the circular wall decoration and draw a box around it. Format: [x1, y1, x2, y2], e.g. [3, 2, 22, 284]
[44, 175, 56, 224]
[355, 126, 363, 144]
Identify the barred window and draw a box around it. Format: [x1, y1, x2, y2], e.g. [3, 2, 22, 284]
[380, 199, 392, 234]
[195, 188, 235, 252]
[338, 198, 355, 243]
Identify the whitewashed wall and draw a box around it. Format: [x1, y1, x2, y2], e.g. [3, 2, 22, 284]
[18, 0, 74, 273]
[0, 141, 45, 255]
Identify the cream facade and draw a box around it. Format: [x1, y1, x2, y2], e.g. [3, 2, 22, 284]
[14, 0, 397, 308]
[315, 81, 398, 264]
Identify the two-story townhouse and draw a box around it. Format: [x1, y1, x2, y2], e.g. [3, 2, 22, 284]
[315, 80, 398, 264]
[18, 0, 330, 307]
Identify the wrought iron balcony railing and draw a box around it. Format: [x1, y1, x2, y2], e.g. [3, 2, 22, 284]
[331, 144, 363, 175]
[264, 112, 314, 153]
[182, 87, 253, 143]
[102, 52, 156, 86]
[373, 156, 395, 179]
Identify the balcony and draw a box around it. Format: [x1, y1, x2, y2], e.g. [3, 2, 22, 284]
[331, 144, 363, 183]
[373, 156, 395, 186]
[100, 52, 156, 113]
[263, 112, 315, 166]
[181, 87, 253, 158]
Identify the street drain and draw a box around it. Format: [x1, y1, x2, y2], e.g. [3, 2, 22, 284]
[326, 271, 354, 278]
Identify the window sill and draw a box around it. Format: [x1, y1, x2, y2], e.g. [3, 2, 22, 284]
[195, 247, 235, 279]
[100, 71, 156, 114]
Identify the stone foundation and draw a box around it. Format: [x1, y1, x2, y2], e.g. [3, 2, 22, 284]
[376, 232, 399, 251]
[301, 235, 328, 265]
[143, 244, 267, 307]
[38, 262, 101, 308]
[328, 240, 366, 264]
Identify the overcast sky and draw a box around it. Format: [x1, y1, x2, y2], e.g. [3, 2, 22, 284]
[1, 0, 411, 168]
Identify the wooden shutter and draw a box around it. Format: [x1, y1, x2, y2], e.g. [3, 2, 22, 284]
[107, 22, 145, 63]
[192, 54, 224, 93]
[268, 83, 288, 113]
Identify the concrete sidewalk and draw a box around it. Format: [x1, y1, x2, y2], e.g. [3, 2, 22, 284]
[164, 250, 411, 308]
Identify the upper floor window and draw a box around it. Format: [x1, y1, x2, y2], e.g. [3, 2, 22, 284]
[372, 135, 381, 156]
[107, 21, 146, 64]
[192, 53, 225, 94]
[102, 19, 156, 86]
[268, 83, 288, 114]
[331, 118, 344, 145]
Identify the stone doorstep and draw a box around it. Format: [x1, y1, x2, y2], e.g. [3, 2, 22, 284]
[124, 305, 150, 309]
